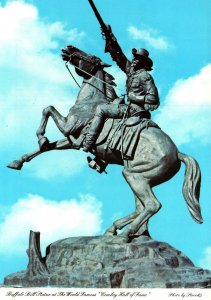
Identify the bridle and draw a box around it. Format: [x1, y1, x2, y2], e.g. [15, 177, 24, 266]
[65, 52, 123, 96]
[67, 52, 102, 76]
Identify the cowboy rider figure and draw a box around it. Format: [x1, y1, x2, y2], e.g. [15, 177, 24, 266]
[83, 25, 160, 152]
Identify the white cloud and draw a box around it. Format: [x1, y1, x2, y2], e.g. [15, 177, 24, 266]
[128, 25, 170, 50]
[0, 1, 86, 178]
[0, 1, 85, 79]
[199, 246, 211, 270]
[0, 194, 102, 255]
[155, 64, 211, 145]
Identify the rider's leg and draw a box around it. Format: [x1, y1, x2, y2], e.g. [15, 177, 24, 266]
[83, 103, 126, 152]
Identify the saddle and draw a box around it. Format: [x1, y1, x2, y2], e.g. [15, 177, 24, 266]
[68, 113, 159, 163]
[103, 118, 159, 159]
[124, 110, 151, 127]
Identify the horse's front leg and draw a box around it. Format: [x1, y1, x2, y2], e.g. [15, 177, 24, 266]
[36, 106, 68, 151]
[7, 138, 72, 170]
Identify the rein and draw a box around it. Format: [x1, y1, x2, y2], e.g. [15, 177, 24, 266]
[65, 62, 81, 88]
[65, 61, 124, 101]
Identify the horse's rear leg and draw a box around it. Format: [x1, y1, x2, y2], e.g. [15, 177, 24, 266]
[104, 201, 139, 236]
[104, 195, 149, 237]
[104, 169, 149, 237]
[121, 168, 161, 240]
[123, 169, 149, 237]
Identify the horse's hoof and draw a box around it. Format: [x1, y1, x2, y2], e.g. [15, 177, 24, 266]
[104, 230, 117, 236]
[38, 137, 50, 151]
[104, 231, 113, 236]
[110, 235, 129, 244]
[7, 160, 23, 170]
[104, 225, 117, 236]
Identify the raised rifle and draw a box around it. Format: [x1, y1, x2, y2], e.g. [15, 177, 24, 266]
[88, 0, 119, 53]
[88, 0, 111, 37]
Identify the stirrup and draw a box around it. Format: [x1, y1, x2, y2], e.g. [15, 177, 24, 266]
[87, 156, 108, 174]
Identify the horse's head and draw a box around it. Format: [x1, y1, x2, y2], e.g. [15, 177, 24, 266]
[61, 45, 111, 79]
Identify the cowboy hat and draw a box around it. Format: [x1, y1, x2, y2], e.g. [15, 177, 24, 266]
[132, 48, 153, 70]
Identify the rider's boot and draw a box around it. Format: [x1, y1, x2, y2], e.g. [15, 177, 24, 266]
[83, 102, 118, 152]
[83, 115, 103, 152]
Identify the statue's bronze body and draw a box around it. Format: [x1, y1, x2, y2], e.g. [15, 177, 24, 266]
[8, 44, 203, 242]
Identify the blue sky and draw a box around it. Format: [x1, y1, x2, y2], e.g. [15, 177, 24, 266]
[0, 0, 210, 284]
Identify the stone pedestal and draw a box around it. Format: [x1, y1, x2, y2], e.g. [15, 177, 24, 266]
[4, 234, 211, 288]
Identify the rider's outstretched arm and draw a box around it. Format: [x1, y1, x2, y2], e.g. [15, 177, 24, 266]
[102, 25, 130, 73]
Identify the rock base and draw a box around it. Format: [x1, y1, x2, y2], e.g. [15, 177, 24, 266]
[4, 235, 211, 288]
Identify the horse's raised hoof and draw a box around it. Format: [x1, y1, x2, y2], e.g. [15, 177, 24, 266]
[7, 160, 23, 170]
[38, 137, 50, 151]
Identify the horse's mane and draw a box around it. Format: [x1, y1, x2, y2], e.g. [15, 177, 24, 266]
[104, 71, 118, 101]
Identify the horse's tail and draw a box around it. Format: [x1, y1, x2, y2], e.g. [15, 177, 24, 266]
[178, 152, 203, 224]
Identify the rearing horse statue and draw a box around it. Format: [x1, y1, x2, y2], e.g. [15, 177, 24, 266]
[8, 45, 203, 242]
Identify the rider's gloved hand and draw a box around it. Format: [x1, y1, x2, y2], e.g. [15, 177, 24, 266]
[101, 24, 112, 39]
[144, 103, 159, 111]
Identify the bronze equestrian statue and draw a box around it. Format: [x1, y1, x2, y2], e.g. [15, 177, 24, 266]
[7, 1, 203, 242]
